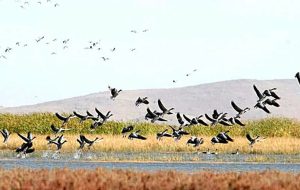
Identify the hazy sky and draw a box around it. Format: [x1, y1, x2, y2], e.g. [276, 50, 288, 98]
[0, 0, 299, 107]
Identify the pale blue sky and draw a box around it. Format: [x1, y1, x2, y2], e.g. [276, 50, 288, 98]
[0, 0, 299, 106]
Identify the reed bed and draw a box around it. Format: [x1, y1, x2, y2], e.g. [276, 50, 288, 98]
[0, 168, 299, 190]
[2, 134, 300, 154]
[1, 113, 300, 137]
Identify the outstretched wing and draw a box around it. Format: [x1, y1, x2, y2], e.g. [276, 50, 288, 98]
[183, 114, 192, 123]
[146, 108, 157, 118]
[17, 133, 29, 143]
[50, 124, 59, 133]
[231, 101, 243, 113]
[246, 134, 254, 142]
[95, 108, 106, 120]
[253, 85, 263, 100]
[55, 113, 66, 121]
[157, 99, 167, 112]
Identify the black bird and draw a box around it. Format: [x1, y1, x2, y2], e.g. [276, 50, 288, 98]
[183, 114, 198, 126]
[211, 136, 228, 144]
[108, 86, 122, 100]
[55, 113, 75, 125]
[228, 117, 245, 126]
[77, 135, 86, 149]
[80, 135, 102, 149]
[51, 134, 67, 151]
[246, 133, 266, 147]
[73, 111, 95, 123]
[156, 129, 172, 141]
[95, 108, 113, 123]
[158, 99, 174, 115]
[121, 125, 134, 137]
[176, 113, 185, 126]
[0, 129, 10, 144]
[186, 137, 204, 147]
[16, 142, 35, 156]
[231, 101, 250, 117]
[263, 98, 280, 107]
[50, 124, 71, 135]
[17, 132, 35, 143]
[46, 135, 60, 145]
[169, 126, 189, 141]
[128, 130, 147, 140]
[263, 88, 280, 100]
[217, 131, 234, 142]
[135, 97, 149, 106]
[253, 84, 266, 102]
[146, 108, 167, 123]
[295, 72, 300, 85]
[254, 102, 271, 114]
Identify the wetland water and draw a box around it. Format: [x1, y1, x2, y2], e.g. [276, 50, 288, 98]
[1, 151, 300, 172]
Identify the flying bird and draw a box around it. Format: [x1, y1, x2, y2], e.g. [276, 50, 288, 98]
[0, 129, 10, 144]
[295, 72, 300, 85]
[108, 86, 122, 99]
[128, 130, 147, 140]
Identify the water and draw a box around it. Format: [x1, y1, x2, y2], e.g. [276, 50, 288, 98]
[1, 159, 300, 172]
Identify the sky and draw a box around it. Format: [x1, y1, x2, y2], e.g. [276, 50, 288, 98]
[0, 0, 299, 107]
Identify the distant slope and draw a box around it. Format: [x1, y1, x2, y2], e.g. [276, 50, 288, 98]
[1, 79, 300, 122]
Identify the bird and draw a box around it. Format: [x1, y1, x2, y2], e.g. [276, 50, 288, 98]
[80, 135, 102, 149]
[73, 111, 95, 123]
[211, 136, 228, 144]
[128, 130, 147, 140]
[36, 36, 45, 43]
[157, 99, 174, 115]
[146, 108, 167, 123]
[176, 113, 185, 126]
[0, 129, 10, 144]
[77, 135, 86, 150]
[254, 102, 271, 114]
[111, 47, 116, 52]
[101, 57, 109, 61]
[142, 29, 149, 32]
[231, 101, 250, 117]
[51, 134, 67, 151]
[231, 149, 239, 155]
[295, 72, 300, 85]
[156, 129, 172, 141]
[55, 113, 75, 125]
[263, 98, 280, 107]
[130, 48, 136, 51]
[253, 84, 266, 102]
[186, 137, 204, 147]
[228, 117, 245, 126]
[263, 88, 280, 100]
[130, 30, 137, 33]
[62, 39, 70, 44]
[217, 131, 234, 142]
[169, 126, 189, 141]
[135, 97, 149, 106]
[108, 86, 122, 100]
[246, 133, 266, 147]
[95, 108, 113, 123]
[17, 132, 36, 143]
[202, 148, 211, 154]
[121, 125, 134, 137]
[50, 124, 71, 135]
[16, 132, 36, 157]
[46, 135, 60, 145]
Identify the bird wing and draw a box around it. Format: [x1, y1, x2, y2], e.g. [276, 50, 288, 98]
[50, 124, 59, 133]
[136, 134, 147, 140]
[212, 110, 220, 119]
[146, 108, 157, 118]
[157, 99, 168, 112]
[253, 85, 263, 100]
[197, 118, 209, 126]
[81, 135, 93, 144]
[95, 108, 106, 120]
[17, 133, 29, 142]
[86, 111, 94, 117]
[205, 114, 215, 122]
[183, 114, 192, 123]
[270, 91, 280, 100]
[231, 101, 243, 113]
[55, 113, 66, 121]
[246, 134, 254, 142]
[73, 111, 86, 119]
[234, 118, 245, 126]
[176, 113, 184, 124]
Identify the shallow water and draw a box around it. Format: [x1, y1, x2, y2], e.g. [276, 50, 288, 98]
[1, 151, 300, 172]
[1, 159, 300, 172]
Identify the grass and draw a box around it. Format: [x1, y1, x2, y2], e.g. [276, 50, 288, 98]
[0, 169, 299, 190]
[0, 113, 300, 137]
[2, 134, 300, 155]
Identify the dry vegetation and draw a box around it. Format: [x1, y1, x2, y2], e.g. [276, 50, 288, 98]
[2, 134, 300, 155]
[0, 168, 299, 190]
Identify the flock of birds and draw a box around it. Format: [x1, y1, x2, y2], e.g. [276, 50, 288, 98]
[16, 0, 60, 9]
[0, 72, 299, 158]
[0, 30, 147, 62]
